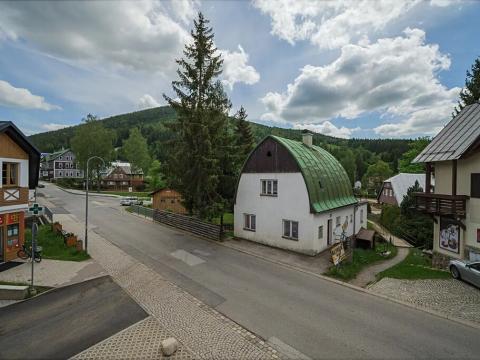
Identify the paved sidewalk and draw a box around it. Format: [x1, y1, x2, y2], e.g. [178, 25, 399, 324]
[40, 196, 279, 359]
[0, 258, 105, 287]
[369, 278, 480, 325]
[350, 247, 409, 288]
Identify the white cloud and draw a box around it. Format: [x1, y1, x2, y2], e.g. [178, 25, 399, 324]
[253, 0, 455, 49]
[293, 122, 360, 139]
[169, 0, 200, 24]
[0, 80, 60, 111]
[221, 45, 260, 90]
[0, 1, 193, 72]
[41, 123, 71, 131]
[260, 28, 459, 137]
[138, 94, 161, 109]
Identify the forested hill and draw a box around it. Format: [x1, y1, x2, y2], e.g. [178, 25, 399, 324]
[29, 105, 412, 179]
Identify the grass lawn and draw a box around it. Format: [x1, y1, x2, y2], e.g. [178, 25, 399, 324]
[377, 248, 450, 280]
[25, 225, 90, 262]
[211, 212, 234, 226]
[325, 242, 398, 281]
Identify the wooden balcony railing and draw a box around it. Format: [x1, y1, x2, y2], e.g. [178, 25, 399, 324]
[0, 187, 30, 207]
[414, 192, 469, 218]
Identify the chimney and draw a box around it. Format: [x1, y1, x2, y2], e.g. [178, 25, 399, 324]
[302, 129, 313, 147]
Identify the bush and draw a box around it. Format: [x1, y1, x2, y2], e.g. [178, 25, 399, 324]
[56, 177, 84, 189]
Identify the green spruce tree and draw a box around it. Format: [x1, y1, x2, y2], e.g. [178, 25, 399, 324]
[234, 106, 255, 163]
[454, 56, 480, 116]
[163, 12, 231, 219]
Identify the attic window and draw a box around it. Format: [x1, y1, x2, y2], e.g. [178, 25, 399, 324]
[266, 151, 272, 157]
[318, 180, 323, 189]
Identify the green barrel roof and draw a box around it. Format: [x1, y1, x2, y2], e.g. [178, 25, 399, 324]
[271, 136, 357, 213]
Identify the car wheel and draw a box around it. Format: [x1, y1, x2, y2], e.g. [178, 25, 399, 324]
[450, 265, 461, 279]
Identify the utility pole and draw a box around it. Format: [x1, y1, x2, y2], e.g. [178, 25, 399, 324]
[28, 203, 44, 296]
[85, 156, 105, 254]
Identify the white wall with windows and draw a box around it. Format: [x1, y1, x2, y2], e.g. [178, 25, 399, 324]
[234, 172, 368, 255]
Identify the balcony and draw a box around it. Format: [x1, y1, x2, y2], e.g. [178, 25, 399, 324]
[414, 192, 469, 218]
[0, 187, 29, 207]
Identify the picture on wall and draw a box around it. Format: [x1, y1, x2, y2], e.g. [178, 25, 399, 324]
[439, 217, 460, 253]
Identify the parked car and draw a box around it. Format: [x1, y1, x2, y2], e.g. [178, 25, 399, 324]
[449, 260, 480, 288]
[120, 197, 143, 206]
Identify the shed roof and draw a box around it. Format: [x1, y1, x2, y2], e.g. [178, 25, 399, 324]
[382, 173, 427, 205]
[413, 103, 480, 163]
[268, 136, 357, 213]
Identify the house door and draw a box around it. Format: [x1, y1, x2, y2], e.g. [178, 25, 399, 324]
[327, 219, 332, 246]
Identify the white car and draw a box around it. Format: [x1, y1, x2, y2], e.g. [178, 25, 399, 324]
[449, 259, 480, 288]
[120, 197, 143, 206]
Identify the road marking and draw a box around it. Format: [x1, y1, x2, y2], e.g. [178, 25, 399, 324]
[170, 250, 205, 266]
[267, 337, 311, 360]
[192, 249, 211, 257]
[92, 201, 105, 206]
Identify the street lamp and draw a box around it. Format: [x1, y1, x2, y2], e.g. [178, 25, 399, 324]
[85, 156, 105, 254]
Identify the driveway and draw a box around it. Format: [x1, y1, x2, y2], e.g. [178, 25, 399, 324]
[0, 276, 147, 360]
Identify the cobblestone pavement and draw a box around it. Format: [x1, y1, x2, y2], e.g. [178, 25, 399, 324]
[0, 259, 106, 287]
[46, 207, 280, 359]
[369, 278, 480, 324]
[73, 317, 195, 360]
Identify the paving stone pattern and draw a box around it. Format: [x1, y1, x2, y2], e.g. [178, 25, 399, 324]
[73, 317, 195, 360]
[369, 278, 480, 325]
[51, 211, 280, 360]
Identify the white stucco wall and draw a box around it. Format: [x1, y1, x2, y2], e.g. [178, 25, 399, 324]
[234, 173, 366, 255]
[0, 157, 29, 188]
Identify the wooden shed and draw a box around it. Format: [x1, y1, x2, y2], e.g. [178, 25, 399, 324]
[150, 189, 187, 214]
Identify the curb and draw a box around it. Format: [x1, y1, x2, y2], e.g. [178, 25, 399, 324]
[56, 186, 121, 198]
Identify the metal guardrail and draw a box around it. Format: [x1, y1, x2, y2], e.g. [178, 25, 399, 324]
[129, 205, 154, 218]
[43, 206, 53, 223]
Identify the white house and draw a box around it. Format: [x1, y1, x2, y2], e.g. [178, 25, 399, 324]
[234, 132, 367, 256]
[377, 173, 430, 207]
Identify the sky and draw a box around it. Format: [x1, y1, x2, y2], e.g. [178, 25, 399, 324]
[0, 0, 479, 139]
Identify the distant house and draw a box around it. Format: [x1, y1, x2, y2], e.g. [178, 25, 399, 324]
[413, 103, 480, 263]
[234, 132, 367, 255]
[40, 149, 83, 181]
[150, 188, 187, 214]
[378, 173, 428, 206]
[0, 121, 40, 262]
[101, 161, 144, 191]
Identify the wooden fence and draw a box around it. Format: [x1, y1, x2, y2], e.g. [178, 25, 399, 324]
[130, 205, 222, 241]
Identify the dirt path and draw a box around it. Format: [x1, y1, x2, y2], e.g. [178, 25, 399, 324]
[350, 247, 409, 288]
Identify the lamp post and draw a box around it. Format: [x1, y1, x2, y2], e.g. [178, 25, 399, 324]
[85, 156, 105, 254]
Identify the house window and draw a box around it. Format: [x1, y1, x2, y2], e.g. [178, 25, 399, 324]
[161, 199, 165, 203]
[336, 216, 341, 227]
[261, 179, 278, 196]
[59, 171, 63, 177]
[58, 162, 63, 169]
[244, 214, 256, 231]
[2, 162, 19, 187]
[283, 220, 299, 240]
[318, 225, 323, 239]
[350, 215, 353, 223]
[360, 209, 364, 224]
[7, 224, 19, 237]
[471, 174, 480, 198]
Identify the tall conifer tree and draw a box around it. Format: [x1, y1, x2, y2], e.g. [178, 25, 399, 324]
[164, 12, 231, 219]
[454, 56, 480, 116]
[235, 106, 255, 163]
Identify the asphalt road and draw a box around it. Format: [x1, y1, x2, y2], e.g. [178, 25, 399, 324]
[41, 184, 480, 359]
[0, 276, 147, 360]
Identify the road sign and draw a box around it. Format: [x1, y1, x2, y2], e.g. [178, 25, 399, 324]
[128, 187, 133, 193]
[28, 203, 44, 216]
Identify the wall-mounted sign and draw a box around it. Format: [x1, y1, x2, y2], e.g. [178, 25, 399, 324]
[7, 212, 19, 224]
[439, 217, 460, 254]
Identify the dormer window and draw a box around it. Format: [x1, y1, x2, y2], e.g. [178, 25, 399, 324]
[2, 162, 19, 187]
[261, 179, 278, 196]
